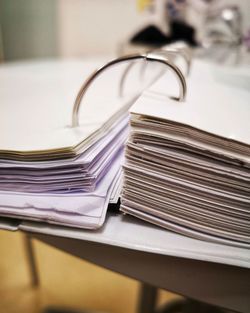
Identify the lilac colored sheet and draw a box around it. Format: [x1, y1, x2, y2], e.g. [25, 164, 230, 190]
[0, 151, 124, 229]
[0, 131, 127, 193]
[0, 116, 129, 193]
[0, 115, 129, 169]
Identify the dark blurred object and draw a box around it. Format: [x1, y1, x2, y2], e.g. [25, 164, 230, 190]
[130, 21, 197, 48]
[157, 298, 234, 313]
[131, 25, 170, 47]
[170, 20, 197, 46]
[108, 199, 121, 213]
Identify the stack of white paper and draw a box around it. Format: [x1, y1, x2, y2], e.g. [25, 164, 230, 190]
[121, 60, 250, 247]
[0, 59, 134, 229]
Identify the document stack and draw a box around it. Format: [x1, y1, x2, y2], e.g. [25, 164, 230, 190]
[0, 50, 189, 230]
[0, 59, 134, 229]
[121, 59, 250, 248]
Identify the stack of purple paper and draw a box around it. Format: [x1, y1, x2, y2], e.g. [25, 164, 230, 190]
[0, 119, 128, 229]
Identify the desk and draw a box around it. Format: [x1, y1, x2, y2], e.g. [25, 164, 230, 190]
[13, 212, 250, 313]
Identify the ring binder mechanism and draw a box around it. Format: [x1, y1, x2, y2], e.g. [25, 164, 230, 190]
[72, 52, 187, 127]
[118, 41, 191, 98]
[155, 41, 192, 76]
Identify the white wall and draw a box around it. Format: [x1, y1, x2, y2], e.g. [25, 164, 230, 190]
[57, 0, 139, 57]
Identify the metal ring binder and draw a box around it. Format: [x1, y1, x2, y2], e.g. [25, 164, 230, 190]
[166, 41, 193, 61]
[118, 60, 137, 98]
[119, 42, 191, 97]
[72, 52, 187, 128]
[155, 47, 191, 75]
[118, 58, 152, 98]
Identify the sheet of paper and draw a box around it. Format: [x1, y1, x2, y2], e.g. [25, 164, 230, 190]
[0, 60, 135, 159]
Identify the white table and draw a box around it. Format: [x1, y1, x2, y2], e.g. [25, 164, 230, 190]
[8, 211, 249, 313]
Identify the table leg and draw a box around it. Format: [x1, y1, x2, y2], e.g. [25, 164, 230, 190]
[24, 234, 39, 287]
[137, 283, 158, 313]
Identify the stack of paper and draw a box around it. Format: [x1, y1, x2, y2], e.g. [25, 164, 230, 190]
[121, 60, 250, 248]
[0, 59, 135, 229]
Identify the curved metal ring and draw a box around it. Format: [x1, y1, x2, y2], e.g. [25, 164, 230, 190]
[166, 41, 193, 62]
[118, 60, 137, 98]
[155, 47, 191, 76]
[72, 53, 187, 128]
[119, 44, 191, 98]
[118, 57, 154, 98]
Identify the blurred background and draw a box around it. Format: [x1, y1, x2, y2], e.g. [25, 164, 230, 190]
[0, 0, 137, 60]
[0, 0, 250, 61]
[0, 1, 249, 313]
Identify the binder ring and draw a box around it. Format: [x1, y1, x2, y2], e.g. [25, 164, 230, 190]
[155, 47, 191, 75]
[119, 47, 190, 97]
[166, 41, 193, 65]
[72, 53, 186, 127]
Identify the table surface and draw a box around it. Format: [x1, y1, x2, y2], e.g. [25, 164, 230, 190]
[12, 211, 250, 313]
[19, 211, 250, 269]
